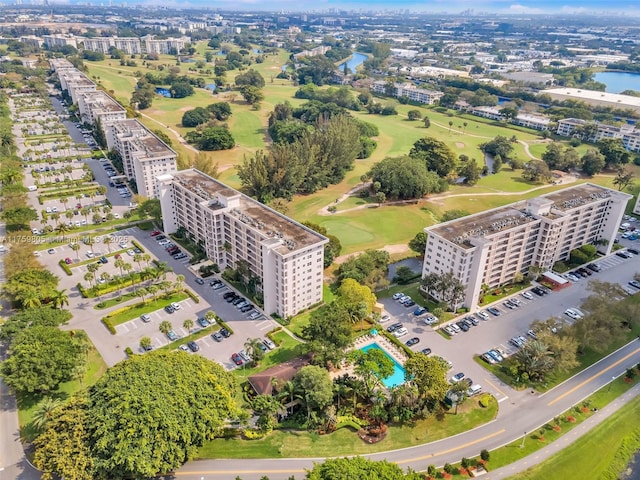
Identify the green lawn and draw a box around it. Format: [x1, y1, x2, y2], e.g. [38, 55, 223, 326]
[232, 330, 304, 382]
[508, 396, 640, 480]
[103, 291, 189, 327]
[17, 341, 107, 442]
[198, 395, 498, 459]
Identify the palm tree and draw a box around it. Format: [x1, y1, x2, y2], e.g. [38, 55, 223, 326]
[205, 310, 217, 324]
[159, 320, 172, 335]
[147, 284, 159, 300]
[183, 318, 194, 333]
[103, 236, 112, 253]
[136, 287, 148, 303]
[133, 253, 143, 271]
[158, 280, 173, 297]
[277, 380, 298, 413]
[155, 261, 172, 280]
[174, 274, 185, 291]
[463, 121, 468, 134]
[32, 397, 64, 430]
[50, 289, 69, 309]
[448, 120, 454, 134]
[70, 242, 81, 259]
[334, 382, 352, 411]
[21, 290, 42, 309]
[86, 262, 100, 283]
[123, 262, 133, 285]
[142, 253, 152, 267]
[84, 272, 95, 289]
[114, 258, 125, 277]
[244, 337, 265, 365]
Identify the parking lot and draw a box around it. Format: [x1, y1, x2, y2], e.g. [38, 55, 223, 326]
[378, 246, 640, 402]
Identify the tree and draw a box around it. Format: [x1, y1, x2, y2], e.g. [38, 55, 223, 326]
[139, 336, 152, 351]
[348, 348, 394, 397]
[2, 206, 38, 230]
[306, 457, 412, 479]
[183, 318, 194, 334]
[448, 380, 469, 414]
[581, 149, 606, 176]
[294, 365, 334, 420]
[3, 268, 59, 308]
[409, 232, 427, 254]
[244, 337, 265, 365]
[50, 289, 69, 309]
[404, 354, 449, 409]
[500, 106, 518, 120]
[598, 138, 631, 168]
[34, 352, 238, 480]
[368, 156, 443, 200]
[613, 166, 635, 191]
[423, 116, 431, 128]
[32, 397, 65, 431]
[513, 340, 555, 382]
[409, 137, 458, 177]
[186, 126, 235, 151]
[480, 135, 514, 159]
[159, 320, 172, 335]
[375, 191, 386, 205]
[458, 156, 481, 185]
[239, 85, 264, 105]
[234, 69, 265, 88]
[337, 249, 390, 291]
[303, 302, 352, 367]
[0, 327, 86, 394]
[0, 308, 71, 341]
[407, 109, 422, 121]
[170, 81, 194, 99]
[522, 159, 552, 183]
[182, 107, 210, 127]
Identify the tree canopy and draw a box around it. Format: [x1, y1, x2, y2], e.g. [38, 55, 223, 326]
[368, 156, 445, 200]
[34, 352, 239, 480]
[0, 326, 87, 394]
[409, 137, 458, 177]
[185, 126, 235, 151]
[0, 307, 71, 341]
[306, 456, 423, 480]
[404, 354, 449, 409]
[337, 249, 390, 291]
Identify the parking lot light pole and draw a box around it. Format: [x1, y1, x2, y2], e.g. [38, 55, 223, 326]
[520, 432, 526, 449]
[607, 376, 615, 392]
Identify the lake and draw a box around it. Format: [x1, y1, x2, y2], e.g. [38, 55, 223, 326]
[594, 71, 640, 94]
[338, 52, 368, 73]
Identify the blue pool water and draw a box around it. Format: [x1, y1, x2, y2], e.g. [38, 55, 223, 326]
[359, 343, 406, 388]
[204, 84, 217, 91]
[338, 52, 368, 73]
[155, 87, 171, 98]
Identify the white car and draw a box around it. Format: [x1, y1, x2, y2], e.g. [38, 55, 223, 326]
[86, 251, 94, 258]
[393, 327, 409, 337]
[423, 315, 438, 325]
[158, 240, 170, 246]
[564, 308, 584, 320]
[476, 310, 490, 320]
[171, 302, 181, 310]
[392, 292, 405, 300]
[127, 249, 135, 256]
[520, 291, 534, 300]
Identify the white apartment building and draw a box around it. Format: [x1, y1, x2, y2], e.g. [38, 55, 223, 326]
[158, 170, 328, 318]
[557, 118, 640, 153]
[513, 113, 550, 131]
[81, 37, 114, 54]
[371, 81, 443, 105]
[43, 34, 78, 49]
[142, 35, 191, 55]
[77, 90, 126, 128]
[106, 119, 177, 199]
[112, 37, 143, 55]
[57, 69, 96, 103]
[422, 184, 631, 311]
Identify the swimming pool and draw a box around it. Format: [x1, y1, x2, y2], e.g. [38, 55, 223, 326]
[359, 343, 406, 388]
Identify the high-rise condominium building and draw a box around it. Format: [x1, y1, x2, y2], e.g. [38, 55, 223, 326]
[422, 183, 631, 311]
[157, 169, 328, 318]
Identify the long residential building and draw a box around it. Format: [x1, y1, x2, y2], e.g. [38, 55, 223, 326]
[543, 88, 640, 115]
[556, 118, 640, 153]
[80, 35, 189, 55]
[51, 59, 176, 199]
[422, 184, 631, 311]
[158, 169, 328, 318]
[106, 119, 177, 199]
[371, 81, 443, 105]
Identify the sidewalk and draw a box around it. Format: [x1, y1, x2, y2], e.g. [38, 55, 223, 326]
[486, 382, 640, 479]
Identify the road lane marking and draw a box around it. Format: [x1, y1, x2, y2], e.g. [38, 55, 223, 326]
[484, 378, 509, 400]
[547, 347, 640, 406]
[396, 429, 506, 463]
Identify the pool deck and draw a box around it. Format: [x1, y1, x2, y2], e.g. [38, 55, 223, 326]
[330, 334, 409, 382]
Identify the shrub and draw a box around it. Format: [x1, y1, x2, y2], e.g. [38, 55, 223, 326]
[443, 463, 453, 474]
[124, 346, 134, 356]
[266, 327, 283, 345]
[185, 288, 200, 303]
[242, 428, 268, 440]
[218, 320, 234, 335]
[480, 449, 490, 462]
[131, 239, 145, 253]
[479, 394, 491, 408]
[102, 318, 116, 334]
[58, 259, 72, 276]
[461, 458, 470, 469]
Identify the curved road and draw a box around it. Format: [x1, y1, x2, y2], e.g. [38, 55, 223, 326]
[175, 340, 640, 479]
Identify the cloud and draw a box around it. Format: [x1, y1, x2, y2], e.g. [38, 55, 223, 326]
[506, 4, 544, 13]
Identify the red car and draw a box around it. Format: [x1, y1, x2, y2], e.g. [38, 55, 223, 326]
[64, 257, 72, 264]
[231, 353, 243, 366]
[151, 230, 161, 236]
[114, 253, 121, 259]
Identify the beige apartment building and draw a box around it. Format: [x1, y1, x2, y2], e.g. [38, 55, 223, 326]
[77, 90, 127, 128]
[106, 119, 177, 199]
[157, 170, 328, 318]
[422, 184, 631, 311]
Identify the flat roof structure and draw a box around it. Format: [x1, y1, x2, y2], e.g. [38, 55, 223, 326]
[543, 88, 640, 113]
[171, 170, 326, 255]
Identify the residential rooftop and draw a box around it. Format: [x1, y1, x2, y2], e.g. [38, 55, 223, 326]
[543, 88, 640, 108]
[113, 119, 175, 159]
[543, 183, 612, 212]
[81, 90, 126, 113]
[171, 169, 327, 254]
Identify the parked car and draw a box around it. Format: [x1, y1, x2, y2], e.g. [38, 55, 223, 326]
[64, 257, 72, 264]
[219, 328, 231, 338]
[263, 338, 276, 350]
[476, 310, 490, 321]
[405, 337, 420, 347]
[456, 321, 470, 332]
[166, 330, 178, 341]
[195, 278, 205, 285]
[100, 256, 108, 264]
[393, 327, 409, 337]
[403, 300, 416, 308]
[423, 315, 438, 325]
[564, 308, 584, 320]
[487, 349, 504, 362]
[487, 307, 501, 316]
[240, 304, 253, 313]
[239, 350, 251, 362]
[520, 291, 534, 300]
[170, 302, 181, 310]
[211, 332, 223, 342]
[231, 353, 243, 365]
[164, 305, 175, 314]
[420, 348, 432, 355]
[198, 317, 210, 328]
[392, 292, 405, 300]
[413, 307, 428, 316]
[481, 353, 496, 365]
[443, 325, 456, 336]
[628, 280, 640, 290]
[248, 311, 261, 320]
[187, 341, 199, 352]
[140, 314, 151, 323]
[450, 372, 465, 383]
[387, 323, 403, 333]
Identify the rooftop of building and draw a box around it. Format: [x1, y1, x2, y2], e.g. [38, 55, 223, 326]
[81, 91, 125, 113]
[170, 169, 327, 254]
[113, 119, 175, 159]
[429, 202, 535, 248]
[428, 184, 623, 247]
[60, 70, 95, 87]
[543, 183, 613, 211]
[543, 88, 640, 108]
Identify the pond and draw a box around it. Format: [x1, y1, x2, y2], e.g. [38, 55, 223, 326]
[594, 71, 640, 94]
[338, 52, 368, 73]
[155, 88, 171, 98]
[204, 84, 217, 92]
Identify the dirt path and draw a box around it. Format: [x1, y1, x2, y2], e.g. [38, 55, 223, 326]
[136, 111, 199, 153]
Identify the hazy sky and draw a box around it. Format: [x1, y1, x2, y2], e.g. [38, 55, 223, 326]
[147, 0, 638, 14]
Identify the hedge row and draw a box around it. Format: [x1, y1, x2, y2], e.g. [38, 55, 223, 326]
[218, 319, 234, 335]
[58, 259, 72, 276]
[102, 317, 116, 334]
[131, 239, 145, 253]
[380, 330, 414, 358]
[266, 327, 283, 345]
[185, 288, 199, 304]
